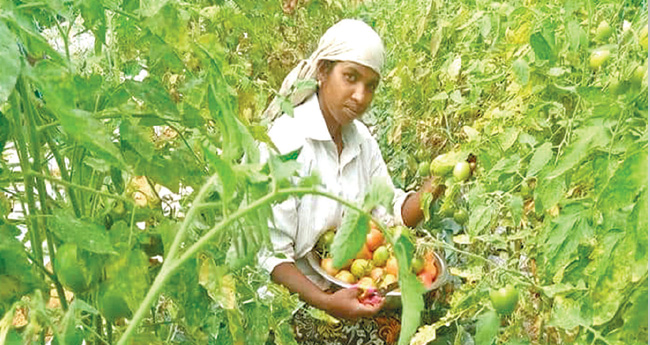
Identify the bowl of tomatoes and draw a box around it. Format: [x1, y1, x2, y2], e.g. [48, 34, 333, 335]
[307, 223, 447, 309]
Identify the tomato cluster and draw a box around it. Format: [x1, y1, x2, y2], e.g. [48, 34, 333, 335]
[317, 222, 440, 296]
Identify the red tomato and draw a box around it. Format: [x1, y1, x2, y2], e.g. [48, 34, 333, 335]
[366, 228, 384, 252]
[320, 257, 339, 277]
[418, 271, 435, 289]
[356, 243, 373, 260]
[385, 256, 399, 276]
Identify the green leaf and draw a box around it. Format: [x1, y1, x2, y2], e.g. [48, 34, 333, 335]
[58, 109, 126, 169]
[512, 59, 529, 85]
[78, 0, 106, 53]
[362, 177, 394, 212]
[393, 234, 425, 345]
[0, 22, 20, 104]
[51, 209, 116, 254]
[500, 127, 520, 151]
[526, 142, 553, 178]
[475, 310, 499, 345]
[598, 150, 648, 210]
[203, 148, 236, 204]
[510, 194, 523, 227]
[547, 296, 588, 330]
[330, 211, 369, 269]
[529, 32, 553, 61]
[467, 204, 494, 236]
[547, 125, 608, 179]
[534, 175, 565, 211]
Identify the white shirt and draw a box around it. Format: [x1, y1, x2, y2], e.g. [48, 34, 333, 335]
[258, 94, 411, 289]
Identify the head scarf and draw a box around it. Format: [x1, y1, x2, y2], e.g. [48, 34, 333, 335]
[263, 19, 385, 121]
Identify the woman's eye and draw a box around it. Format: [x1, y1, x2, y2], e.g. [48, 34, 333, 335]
[345, 73, 357, 82]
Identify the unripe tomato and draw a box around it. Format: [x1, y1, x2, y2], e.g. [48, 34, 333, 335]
[56, 244, 92, 293]
[317, 230, 336, 253]
[453, 209, 469, 225]
[372, 245, 389, 267]
[489, 284, 519, 315]
[439, 202, 456, 218]
[320, 257, 339, 277]
[370, 267, 385, 282]
[350, 259, 372, 279]
[589, 50, 610, 69]
[411, 257, 424, 274]
[594, 20, 612, 41]
[640, 25, 648, 51]
[366, 228, 384, 252]
[631, 65, 647, 86]
[417, 161, 430, 177]
[98, 282, 132, 323]
[335, 270, 357, 284]
[453, 161, 471, 181]
[381, 273, 397, 288]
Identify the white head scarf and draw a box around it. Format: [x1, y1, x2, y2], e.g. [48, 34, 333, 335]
[263, 19, 385, 121]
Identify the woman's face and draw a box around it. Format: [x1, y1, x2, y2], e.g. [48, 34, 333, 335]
[318, 61, 380, 127]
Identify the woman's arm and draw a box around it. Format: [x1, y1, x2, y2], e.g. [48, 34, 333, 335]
[401, 176, 446, 228]
[271, 262, 384, 320]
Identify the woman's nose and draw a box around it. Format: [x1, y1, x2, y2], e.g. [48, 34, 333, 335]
[351, 84, 371, 105]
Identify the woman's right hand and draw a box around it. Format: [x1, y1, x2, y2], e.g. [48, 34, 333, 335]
[324, 286, 384, 320]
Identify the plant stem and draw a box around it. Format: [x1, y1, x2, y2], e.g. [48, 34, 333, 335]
[116, 186, 374, 345]
[28, 171, 134, 205]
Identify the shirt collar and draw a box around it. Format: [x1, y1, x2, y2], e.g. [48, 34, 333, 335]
[300, 93, 362, 149]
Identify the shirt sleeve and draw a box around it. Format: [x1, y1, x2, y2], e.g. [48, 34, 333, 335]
[257, 142, 299, 273]
[367, 139, 415, 226]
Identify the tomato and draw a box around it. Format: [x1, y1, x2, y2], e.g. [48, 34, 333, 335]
[335, 270, 357, 284]
[350, 259, 372, 279]
[439, 202, 455, 218]
[372, 245, 389, 267]
[56, 244, 93, 293]
[418, 271, 435, 289]
[99, 282, 132, 323]
[370, 267, 385, 282]
[357, 277, 377, 302]
[453, 161, 471, 181]
[631, 65, 647, 86]
[317, 230, 336, 253]
[411, 257, 424, 274]
[366, 228, 384, 252]
[385, 256, 399, 276]
[381, 273, 397, 288]
[489, 284, 519, 315]
[430, 154, 455, 177]
[594, 20, 612, 41]
[320, 257, 339, 277]
[356, 243, 373, 260]
[640, 25, 648, 51]
[423, 252, 438, 279]
[417, 161, 430, 177]
[589, 50, 610, 69]
[453, 209, 469, 225]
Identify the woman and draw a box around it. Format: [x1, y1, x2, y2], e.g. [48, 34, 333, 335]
[260, 19, 443, 344]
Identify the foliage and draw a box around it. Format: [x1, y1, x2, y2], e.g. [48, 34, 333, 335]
[0, 0, 647, 344]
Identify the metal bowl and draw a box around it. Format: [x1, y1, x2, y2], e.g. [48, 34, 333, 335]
[306, 250, 448, 309]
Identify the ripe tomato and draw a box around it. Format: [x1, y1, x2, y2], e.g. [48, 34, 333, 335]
[335, 270, 357, 284]
[356, 243, 373, 260]
[589, 50, 610, 69]
[423, 251, 438, 279]
[417, 271, 435, 289]
[453, 161, 471, 181]
[385, 256, 399, 276]
[370, 267, 385, 282]
[366, 228, 384, 252]
[320, 257, 339, 277]
[372, 245, 389, 267]
[489, 284, 519, 315]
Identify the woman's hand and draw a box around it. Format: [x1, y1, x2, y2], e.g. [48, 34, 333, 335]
[324, 286, 384, 320]
[401, 176, 446, 227]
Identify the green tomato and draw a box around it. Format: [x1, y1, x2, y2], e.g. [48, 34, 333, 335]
[417, 161, 430, 177]
[594, 20, 612, 41]
[372, 245, 390, 267]
[453, 161, 471, 181]
[430, 154, 455, 177]
[589, 50, 610, 69]
[489, 284, 519, 315]
[99, 282, 132, 323]
[640, 25, 648, 51]
[439, 202, 456, 218]
[631, 65, 647, 86]
[453, 209, 469, 225]
[317, 230, 336, 253]
[56, 244, 91, 292]
[411, 257, 424, 274]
